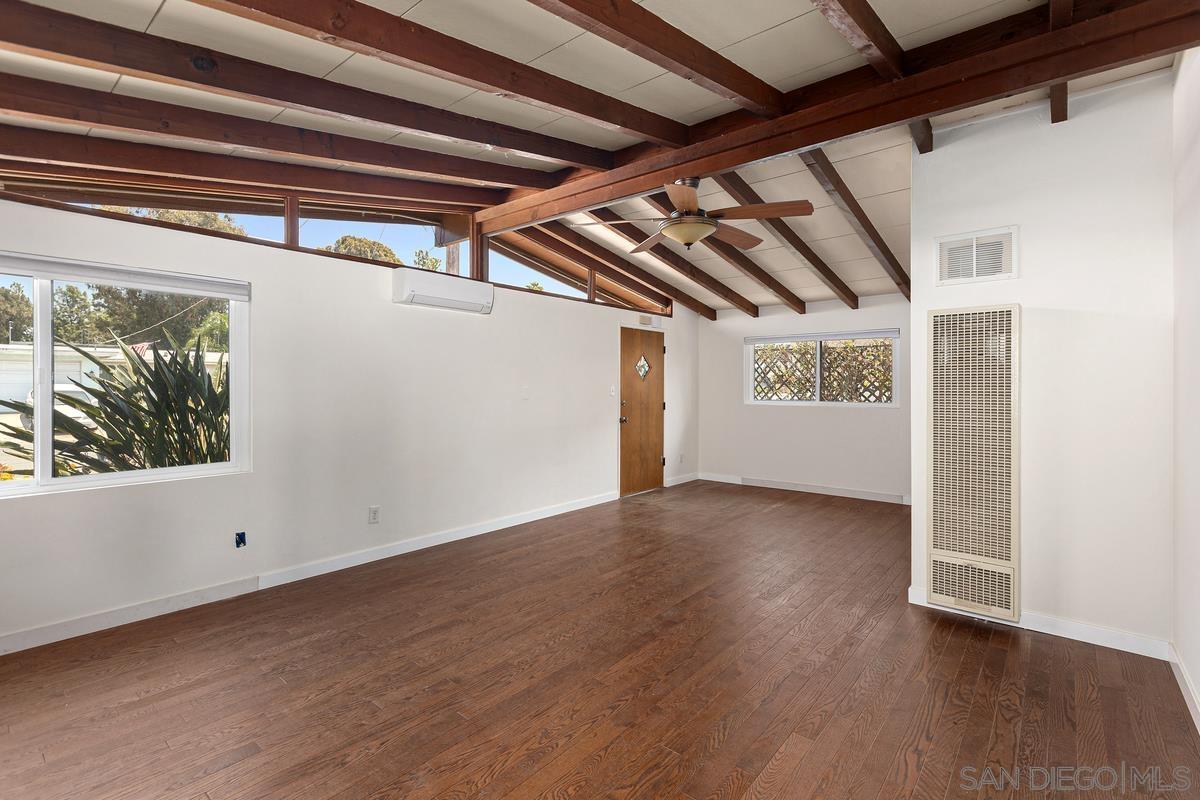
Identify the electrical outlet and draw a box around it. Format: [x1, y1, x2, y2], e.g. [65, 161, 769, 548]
[367, 506, 381, 525]
[678, 453, 684, 465]
[234, 531, 246, 548]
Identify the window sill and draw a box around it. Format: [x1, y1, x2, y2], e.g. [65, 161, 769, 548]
[0, 462, 249, 500]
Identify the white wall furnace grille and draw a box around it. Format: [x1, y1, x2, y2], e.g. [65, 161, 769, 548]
[928, 305, 1020, 621]
[937, 228, 1016, 284]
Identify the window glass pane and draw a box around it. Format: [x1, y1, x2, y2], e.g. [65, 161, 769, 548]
[820, 337, 894, 403]
[0, 274, 34, 482]
[298, 211, 467, 274]
[490, 251, 587, 298]
[89, 204, 285, 242]
[50, 281, 231, 477]
[752, 341, 816, 401]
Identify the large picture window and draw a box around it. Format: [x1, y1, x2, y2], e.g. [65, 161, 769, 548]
[0, 254, 249, 494]
[746, 329, 898, 406]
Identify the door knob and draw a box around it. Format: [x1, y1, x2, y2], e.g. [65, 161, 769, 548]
[619, 416, 628, 424]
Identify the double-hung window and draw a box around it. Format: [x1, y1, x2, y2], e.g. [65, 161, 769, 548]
[0, 253, 250, 494]
[746, 329, 898, 406]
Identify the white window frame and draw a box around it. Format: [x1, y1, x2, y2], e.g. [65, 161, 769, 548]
[0, 252, 251, 498]
[744, 328, 900, 408]
[934, 225, 1020, 287]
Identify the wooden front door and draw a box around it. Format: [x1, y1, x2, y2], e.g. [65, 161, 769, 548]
[619, 327, 664, 496]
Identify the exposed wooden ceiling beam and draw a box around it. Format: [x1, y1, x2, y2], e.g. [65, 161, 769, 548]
[1049, 0, 1075, 123]
[797, 149, 909, 298]
[711, 172, 858, 308]
[0, 0, 611, 171]
[514, 226, 672, 309]
[537, 220, 717, 319]
[585, 206, 758, 316]
[526, 0, 783, 117]
[0, 125, 504, 206]
[645, 192, 805, 314]
[477, 0, 1198, 232]
[811, 0, 934, 153]
[188, 0, 690, 147]
[0, 76, 559, 189]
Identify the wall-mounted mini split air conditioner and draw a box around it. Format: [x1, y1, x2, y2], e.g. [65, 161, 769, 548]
[392, 268, 493, 314]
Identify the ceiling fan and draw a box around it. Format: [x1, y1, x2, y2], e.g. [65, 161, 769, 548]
[570, 178, 814, 253]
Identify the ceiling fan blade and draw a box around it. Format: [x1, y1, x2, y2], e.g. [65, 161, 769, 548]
[664, 182, 699, 213]
[630, 230, 668, 254]
[708, 200, 814, 220]
[711, 223, 763, 250]
[566, 219, 666, 227]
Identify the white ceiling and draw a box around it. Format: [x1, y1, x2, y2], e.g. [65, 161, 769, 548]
[0, 0, 1179, 308]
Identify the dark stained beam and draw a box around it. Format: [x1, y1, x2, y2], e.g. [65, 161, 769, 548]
[1049, 0, 1075, 123]
[645, 192, 806, 314]
[283, 195, 300, 246]
[515, 226, 672, 309]
[811, 0, 935, 153]
[0, 75, 558, 190]
[527, 0, 783, 117]
[585, 206, 758, 316]
[711, 172, 858, 308]
[812, 0, 905, 78]
[0, 125, 504, 207]
[477, 0, 1198, 232]
[908, 119, 934, 154]
[0, 0, 611, 171]
[537, 220, 717, 319]
[189, 0, 689, 147]
[469, 221, 489, 281]
[797, 148, 909, 298]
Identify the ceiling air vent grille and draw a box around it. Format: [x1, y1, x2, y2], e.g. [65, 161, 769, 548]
[927, 305, 1020, 622]
[937, 228, 1016, 284]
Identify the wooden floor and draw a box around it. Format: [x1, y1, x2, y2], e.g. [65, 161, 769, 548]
[2, 482, 1198, 799]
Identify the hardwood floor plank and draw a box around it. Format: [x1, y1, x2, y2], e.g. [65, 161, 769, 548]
[1, 482, 1196, 800]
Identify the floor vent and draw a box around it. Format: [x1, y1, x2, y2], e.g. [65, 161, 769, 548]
[937, 228, 1016, 284]
[928, 305, 1020, 622]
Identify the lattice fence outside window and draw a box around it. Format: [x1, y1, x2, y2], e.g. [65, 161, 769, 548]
[746, 330, 897, 405]
[820, 337, 894, 404]
[752, 342, 816, 401]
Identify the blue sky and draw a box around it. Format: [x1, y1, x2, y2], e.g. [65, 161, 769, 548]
[234, 214, 584, 297]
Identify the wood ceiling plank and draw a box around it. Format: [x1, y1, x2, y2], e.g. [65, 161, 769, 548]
[0, 74, 558, 189]
[711, 171, 857, 308]
[527, 0, 783, 117]
[585, 206, 759, 316]
[187, 0, 690, 146]
[0, 124, 504, 205]
[797, 148, 909, 298]
[476, 0, 1199, 232]
[645, 192, 805, 314]
[0, 0, 613, 171]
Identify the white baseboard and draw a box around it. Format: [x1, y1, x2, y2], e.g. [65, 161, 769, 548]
[0, 576, 259, 656]
[1170, 645, 1200, 737]
[907, 586, 1171, 661]
[259, 490, 618, 589]
[698, 472, 909, 506]
[0, 490, 620, 657]
[664, 473, 698, 487]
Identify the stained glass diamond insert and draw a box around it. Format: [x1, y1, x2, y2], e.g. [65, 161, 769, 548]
[635, 354, 650, 380]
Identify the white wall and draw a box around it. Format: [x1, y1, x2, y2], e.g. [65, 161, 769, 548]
[0, 200, 699, 649]
[698, 296, 911, 502]
[1173, 50, 1200, 720]
[910, 74, 1177, 651]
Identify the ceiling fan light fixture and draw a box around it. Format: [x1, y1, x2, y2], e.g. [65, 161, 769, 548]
[659, 216, 717, 249]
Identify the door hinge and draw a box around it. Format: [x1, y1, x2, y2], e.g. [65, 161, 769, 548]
[662, 401, 666, 410]
[663, 346, 667, 353]
[661, 456, 666, 466]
